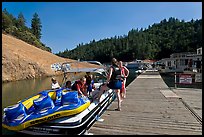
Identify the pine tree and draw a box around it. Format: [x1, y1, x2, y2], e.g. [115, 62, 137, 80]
[31, 13, 42, 40]
[2, 12, 12, 30]
[17, 12, 26, 29]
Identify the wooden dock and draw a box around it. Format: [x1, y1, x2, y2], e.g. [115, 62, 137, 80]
[88, 71, 202, 135]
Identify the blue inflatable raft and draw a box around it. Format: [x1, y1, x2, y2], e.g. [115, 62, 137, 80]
[2, 89, 90, 131]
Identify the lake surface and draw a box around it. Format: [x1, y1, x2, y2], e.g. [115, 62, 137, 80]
[2, 73, 83, 111]
[2, 68, 137, 135]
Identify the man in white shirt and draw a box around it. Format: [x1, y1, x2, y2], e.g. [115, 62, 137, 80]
[51, 77, 61, 89]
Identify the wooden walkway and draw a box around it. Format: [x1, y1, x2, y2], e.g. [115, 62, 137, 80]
[88, 71, 202, 135]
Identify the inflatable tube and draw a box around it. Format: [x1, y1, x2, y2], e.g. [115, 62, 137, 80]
[2, 89, 90, 131]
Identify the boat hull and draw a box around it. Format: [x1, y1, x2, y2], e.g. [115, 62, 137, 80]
[19, 89, 116, 135]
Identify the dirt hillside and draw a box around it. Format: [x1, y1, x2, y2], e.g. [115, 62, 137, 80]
[2, 34, 99, 82]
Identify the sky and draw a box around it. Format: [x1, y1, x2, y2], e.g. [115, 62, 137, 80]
[2, 2, 202, 54]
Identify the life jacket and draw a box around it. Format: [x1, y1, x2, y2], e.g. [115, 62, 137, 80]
[110, 65, 121, 81]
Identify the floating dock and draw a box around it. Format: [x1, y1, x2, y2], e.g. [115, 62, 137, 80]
[88, 71, 202, 135]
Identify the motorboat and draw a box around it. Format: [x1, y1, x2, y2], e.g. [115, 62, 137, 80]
[19, 87, 115, 135]
[2, 61, 116, 135]
[126, 60, 142, 69]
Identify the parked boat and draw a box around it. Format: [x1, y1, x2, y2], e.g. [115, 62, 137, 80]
[2, 61, 116, 135]
[83, 60, 103, 66]
[126, 60, 142, 69]
[19, 87, 115, 135]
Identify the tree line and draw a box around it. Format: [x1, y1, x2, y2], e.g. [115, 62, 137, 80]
[2, 8, 51, 52]
[56, 17, 202, 63]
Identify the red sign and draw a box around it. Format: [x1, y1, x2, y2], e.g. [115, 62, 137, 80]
[179, 74, 192, 84]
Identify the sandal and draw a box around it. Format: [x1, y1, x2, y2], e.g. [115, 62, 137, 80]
[115, 108, 121, 111]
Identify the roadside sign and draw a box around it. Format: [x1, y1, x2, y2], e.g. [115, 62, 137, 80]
[195, 73, 202, 83]
[179, 74, 192, 84]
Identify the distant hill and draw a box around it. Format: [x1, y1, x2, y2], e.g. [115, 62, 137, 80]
[2, 34, 99, 82]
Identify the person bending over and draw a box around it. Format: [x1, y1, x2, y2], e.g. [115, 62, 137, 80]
[71, 77, 87, 97]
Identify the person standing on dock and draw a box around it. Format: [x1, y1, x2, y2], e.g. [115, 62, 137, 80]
[97, 58, 123, 111]
[119, 61, 129, 99]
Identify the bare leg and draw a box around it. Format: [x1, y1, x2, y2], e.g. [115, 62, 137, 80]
[123, 79, 126, 98]
[115, 89, 121, 111]
[97, 84, 108, 102]
[120, 90, 123, 102]
[120, 80, 126, 100]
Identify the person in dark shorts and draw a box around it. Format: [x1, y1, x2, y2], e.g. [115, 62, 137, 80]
[97, 58, 123, 111]
[85, 72, 95, 97]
